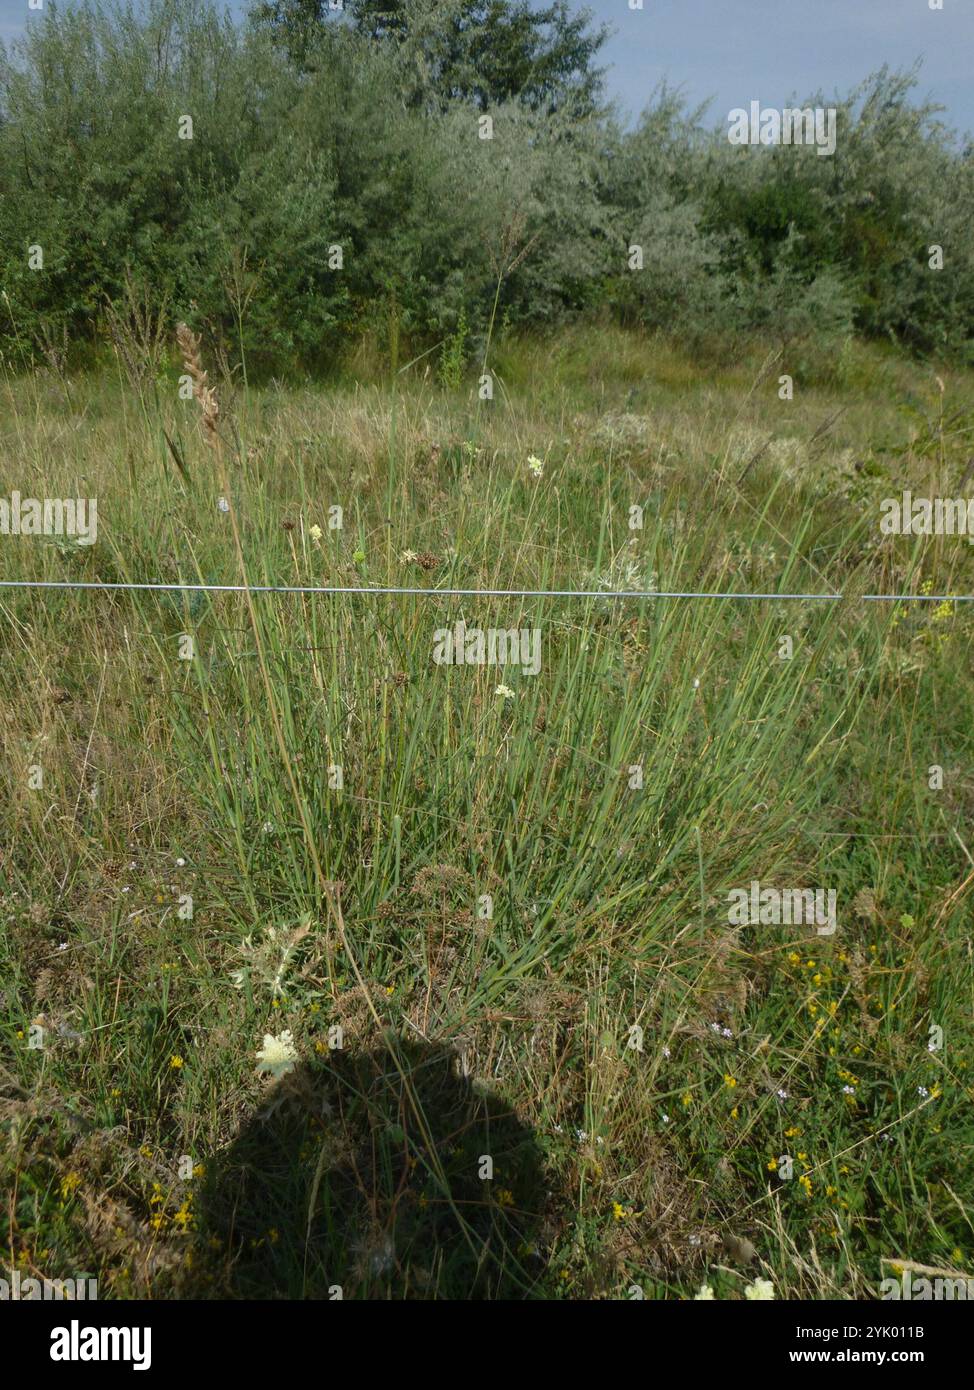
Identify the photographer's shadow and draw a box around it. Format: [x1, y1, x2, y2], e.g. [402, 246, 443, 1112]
[191, 1034, 548, 1299]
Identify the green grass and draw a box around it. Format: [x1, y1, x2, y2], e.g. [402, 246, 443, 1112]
[2, 324, 974, 1299]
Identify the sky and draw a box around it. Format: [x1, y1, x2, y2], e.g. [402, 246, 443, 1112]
[1, 0, 972, 137]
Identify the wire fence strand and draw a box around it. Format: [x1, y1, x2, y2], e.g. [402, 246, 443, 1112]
[0, 578, 972, 602]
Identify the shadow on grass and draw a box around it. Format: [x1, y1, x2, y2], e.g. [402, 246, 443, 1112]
[189, 1034, 549, 1299]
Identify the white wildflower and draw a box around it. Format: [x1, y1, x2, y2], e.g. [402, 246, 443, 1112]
[256, 1029, 298, 1079]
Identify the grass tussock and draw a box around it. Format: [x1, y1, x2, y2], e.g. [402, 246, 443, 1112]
[2, 325, 974, 1299]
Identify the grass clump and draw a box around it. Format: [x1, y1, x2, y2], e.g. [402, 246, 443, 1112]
[2, 326, 974, 1299]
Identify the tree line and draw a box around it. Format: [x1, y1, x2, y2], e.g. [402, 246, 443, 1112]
[1, 0, 972, 376]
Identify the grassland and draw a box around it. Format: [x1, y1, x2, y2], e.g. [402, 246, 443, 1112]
[2, 324, 974, 1299]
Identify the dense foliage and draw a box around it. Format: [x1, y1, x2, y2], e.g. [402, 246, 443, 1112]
[1, 0, 972, 373]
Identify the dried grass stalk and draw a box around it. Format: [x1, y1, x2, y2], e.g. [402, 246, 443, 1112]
[176, 322, 221, 453]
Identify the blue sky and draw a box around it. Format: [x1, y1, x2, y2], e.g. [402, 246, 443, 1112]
[591, 0, 973, 136]
[2, 0, 972, 136]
